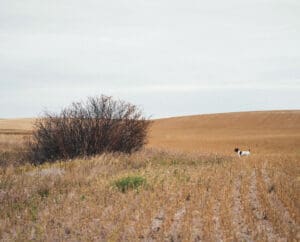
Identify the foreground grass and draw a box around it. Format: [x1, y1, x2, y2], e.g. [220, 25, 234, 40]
[0, 149, 299, 241]
[114, 175, 147, 193]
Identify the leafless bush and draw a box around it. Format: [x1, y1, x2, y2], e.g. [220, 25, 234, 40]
[27, 95, 150, 164]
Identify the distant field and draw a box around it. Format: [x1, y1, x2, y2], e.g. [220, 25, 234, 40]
[0, 118, 34, 133]
[149, 110, 300, 155]
[1, 110, 300, 155]
[0, 111, 299, 240]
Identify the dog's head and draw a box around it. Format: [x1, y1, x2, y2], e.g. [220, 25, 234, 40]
[234, 148, 239, 153]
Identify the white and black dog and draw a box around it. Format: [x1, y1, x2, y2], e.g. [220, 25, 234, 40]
[234, 148, 250, 157]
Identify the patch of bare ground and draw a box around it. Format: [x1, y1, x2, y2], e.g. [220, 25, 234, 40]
[109, 183, 168, 241]
[231, 173, 253, 241]
[190, 188, 208, 242]
[160, 192, 185, 241]
[141, 185, 177, 240]
[144, 209, 165, 241]
[248, 170, 286, 241]
[95, 191, 143, 241]
[261, 162, 300, 239]
[212, 195, 225, 241]
[166, 204, 187, 241]
[27, 167, 65, 177]
[239, 165, 259, 240]
[141, 189, 170, 241]
[117, 196, 144, 241]
[191, 210, 204, 242]
[207, 161, 239, 241]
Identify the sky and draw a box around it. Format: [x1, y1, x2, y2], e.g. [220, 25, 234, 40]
[1, 0, 300, 118]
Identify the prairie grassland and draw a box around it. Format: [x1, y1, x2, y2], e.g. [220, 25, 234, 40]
[0, 134, 29, 167]
[0, 118, 33, 166]
[0, 111, 299, 241]
[0, 151, 299, 241]
[0, 118, 34, 133]
[148, 110, 300, 155]
[1, 111, 300, 155]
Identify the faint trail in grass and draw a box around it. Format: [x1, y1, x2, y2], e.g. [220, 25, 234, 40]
[100, 197, 138, 240]
[98, 205, 114, 240]
[111, 206, 130, 239]
[232, 174, 253, 241]
[248, 170, 285, 241]
[166, 205, 187, 242]
[120, 195, 150, 241]
[261, 162, 300, 237]
[191, 188, 210, 242]
[212, 199, 224, 242]
[144, 209, 165, 242]
[119, 209, 139, 240]
[191, 210, 204, 242]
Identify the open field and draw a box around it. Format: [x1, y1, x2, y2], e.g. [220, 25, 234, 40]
[0, 118, 33, 134]
[0, 111, 299, 241]
[1, 110, 300, 155]
[148, 110, 300, 155]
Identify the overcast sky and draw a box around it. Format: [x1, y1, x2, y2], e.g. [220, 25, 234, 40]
[1, 0, 300, 118]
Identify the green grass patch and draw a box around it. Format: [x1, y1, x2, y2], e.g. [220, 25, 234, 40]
[37, 187, 50, 198]
[114, 175, 146, 193]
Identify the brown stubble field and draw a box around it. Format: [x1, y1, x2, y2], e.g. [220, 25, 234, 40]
[0, 111, 299, 241]
[148, 110, 300, 155]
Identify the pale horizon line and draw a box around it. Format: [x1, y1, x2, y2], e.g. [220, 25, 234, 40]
[1, 108, 300, 120]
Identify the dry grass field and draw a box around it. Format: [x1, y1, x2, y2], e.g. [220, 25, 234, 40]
[148, 110, 300, 155]
[0, 111, 299, 241]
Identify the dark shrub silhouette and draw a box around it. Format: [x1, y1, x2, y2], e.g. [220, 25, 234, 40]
[27, 95, 150, 164]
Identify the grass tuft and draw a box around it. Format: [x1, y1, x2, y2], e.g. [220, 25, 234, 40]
[114, 175, 146, 193]
[37, 187, 50, 198]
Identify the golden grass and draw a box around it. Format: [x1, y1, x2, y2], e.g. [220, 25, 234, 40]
[0, 118, 34, 134]
[1, 110, 299, 155]
[148, 110, 300, 155]
[0, 151, 299, 240]
[0, 111, 299, 240]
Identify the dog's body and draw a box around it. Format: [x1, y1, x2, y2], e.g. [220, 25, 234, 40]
[234, 148, 250, 157]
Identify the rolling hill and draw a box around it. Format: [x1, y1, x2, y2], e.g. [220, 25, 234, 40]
[1, 110, 300, 155]
[0, 110, 299, 240]
[148, 110, 300, 155]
